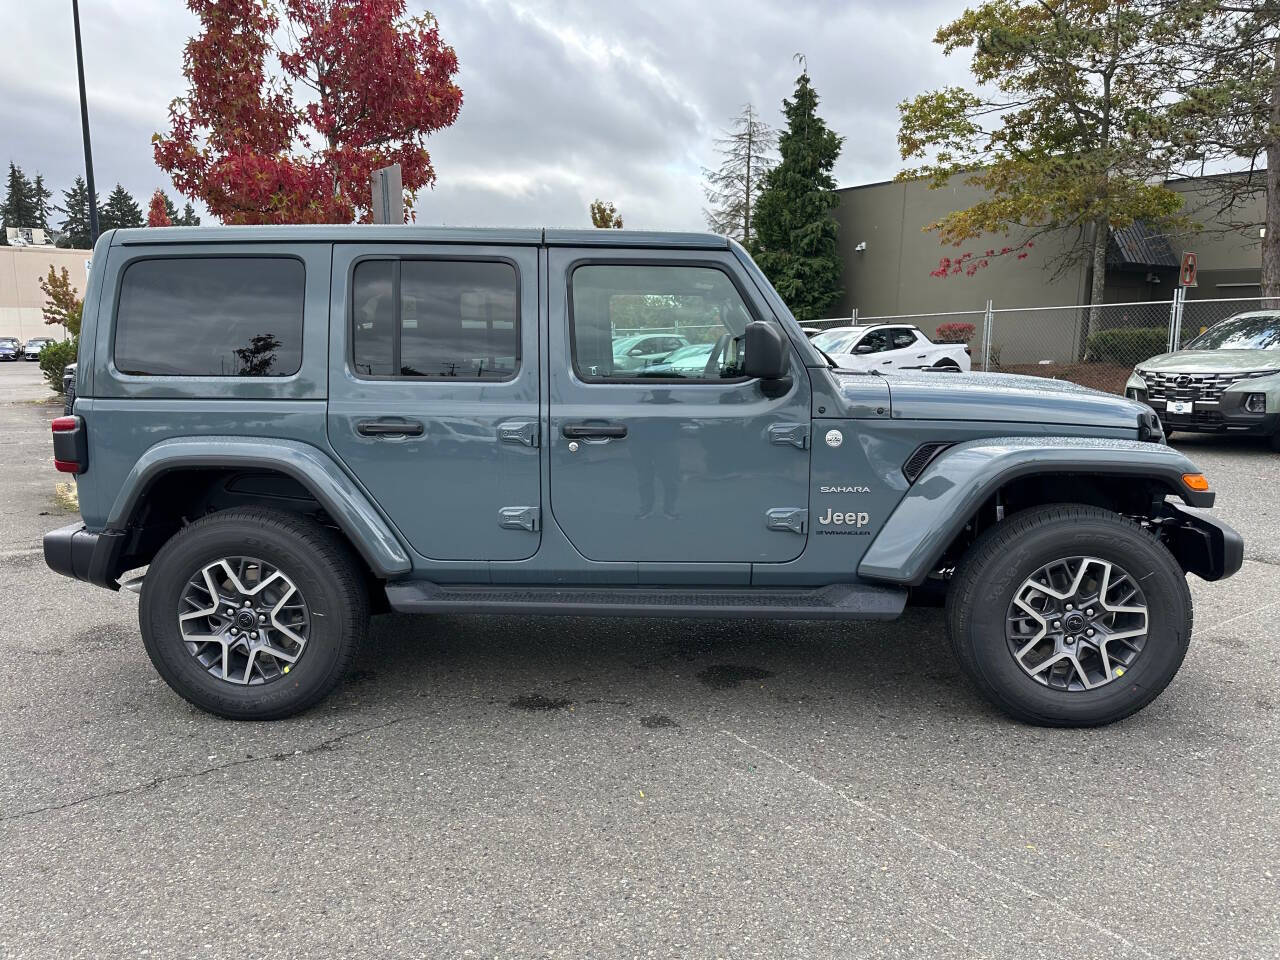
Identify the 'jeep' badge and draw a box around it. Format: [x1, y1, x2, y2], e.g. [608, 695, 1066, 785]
[824, 429, 843, 448]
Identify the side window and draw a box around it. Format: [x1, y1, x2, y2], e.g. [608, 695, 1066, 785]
[857, 331, 890, 354]
[890, 329, 917, 350]
[351, 259, 519, 379]
[570, 263, 756, 380]
[114, 257, 304, 377]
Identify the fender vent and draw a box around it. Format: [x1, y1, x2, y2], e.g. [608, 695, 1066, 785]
[902, 442, 951, 483]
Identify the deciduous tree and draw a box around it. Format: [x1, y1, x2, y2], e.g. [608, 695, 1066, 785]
[1163, 0, 1280, 298]
[38, 265, 83, 336]
[589, 199, 623, 228]
[899, 0, 1192, 322]
[703, 104, 776, 244]
[147, 189, 173, 226]
[154, 0, 462, 224]
[752, 67, 844, 322]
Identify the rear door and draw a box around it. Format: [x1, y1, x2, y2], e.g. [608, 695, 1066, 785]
[327, 243, 541, 561]
[546, 248, 812, 564]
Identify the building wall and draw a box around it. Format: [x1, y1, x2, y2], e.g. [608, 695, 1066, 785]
[831, 176, 1090, 321]
[0, 246, 92, 341]
[1165, 177, 1266, 301]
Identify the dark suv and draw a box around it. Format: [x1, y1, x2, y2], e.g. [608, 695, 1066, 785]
[44, 226, 1241, 726]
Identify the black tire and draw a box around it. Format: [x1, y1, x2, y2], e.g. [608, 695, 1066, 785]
[1268, 429, 1280, 453]
[946, 504, 1192, 727]
[140, 508, 369, 720]
[933, 358, 960, 370]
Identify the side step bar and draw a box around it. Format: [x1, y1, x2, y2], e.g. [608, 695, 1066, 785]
[384, 581, 907, 620]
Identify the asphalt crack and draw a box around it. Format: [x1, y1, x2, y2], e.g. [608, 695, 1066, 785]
[0, 714, 420, 825]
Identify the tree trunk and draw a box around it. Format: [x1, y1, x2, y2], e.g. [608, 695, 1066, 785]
[1263, 36, 1280, 305]
[1083, 216, 1109, 357]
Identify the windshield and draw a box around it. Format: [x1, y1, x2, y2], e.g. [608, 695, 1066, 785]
[811, 328, 861, 352]
[1187, 313, 1280, 351]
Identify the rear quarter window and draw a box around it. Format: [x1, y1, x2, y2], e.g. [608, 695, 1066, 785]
[113, 257, 305, 377]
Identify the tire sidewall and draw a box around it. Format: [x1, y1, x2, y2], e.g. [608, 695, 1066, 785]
[141, 519, 348, 718]
[962, 518, 1189, 724]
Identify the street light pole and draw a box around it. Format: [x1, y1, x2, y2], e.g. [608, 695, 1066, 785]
[71, 0, 100, 246]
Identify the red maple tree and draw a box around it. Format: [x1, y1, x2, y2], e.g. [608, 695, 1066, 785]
[154, 0, 462, 224]
[146, 190, 173, 226]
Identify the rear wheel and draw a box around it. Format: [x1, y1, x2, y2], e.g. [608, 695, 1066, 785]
[946, 504, 1192, 726]
[140, 508, 369, 720]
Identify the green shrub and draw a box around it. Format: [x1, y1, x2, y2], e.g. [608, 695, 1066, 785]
[1086, 326, 1167, 364]
[39, 338, 78, 395]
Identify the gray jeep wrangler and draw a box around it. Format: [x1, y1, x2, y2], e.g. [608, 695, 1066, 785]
[44, 226, 1242, 726]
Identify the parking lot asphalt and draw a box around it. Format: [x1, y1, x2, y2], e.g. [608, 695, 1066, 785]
[0, 361, 1276, 960]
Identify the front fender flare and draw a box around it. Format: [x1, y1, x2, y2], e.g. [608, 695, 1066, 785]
[857, 436, 1211, 586]
[107, 436, 412, 578]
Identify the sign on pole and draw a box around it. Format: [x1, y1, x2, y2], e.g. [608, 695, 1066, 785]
[1179, 251, 1198, 288]
[371, 164, 404, 224]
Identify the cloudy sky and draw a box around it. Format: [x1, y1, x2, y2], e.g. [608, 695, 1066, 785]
[0, 0, 971, 231]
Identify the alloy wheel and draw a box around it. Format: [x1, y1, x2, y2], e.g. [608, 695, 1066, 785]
[1005, 556, 1148, 691]
[177, 557, 311, 685]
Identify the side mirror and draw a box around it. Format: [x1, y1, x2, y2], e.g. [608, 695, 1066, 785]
[628, 347, 644, 357]
[854, 343, 874, 355]
[742, 321, 789, 380]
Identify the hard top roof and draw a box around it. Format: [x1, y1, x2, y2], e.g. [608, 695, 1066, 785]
[111, 225, 729, 250]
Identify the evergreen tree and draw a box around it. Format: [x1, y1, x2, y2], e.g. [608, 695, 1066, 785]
[56, 177, 97, 249]
[1, 162, 37, 244]
[100, 184, 144, 231]
[31, 174, 52, 232]
[176, 202, 202, 227]
[752, 68, 844, 321]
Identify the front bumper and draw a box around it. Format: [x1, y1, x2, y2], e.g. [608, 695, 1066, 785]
[1162, 503, 1244, 582]
[43, 521, 125, 590]
[1132, 396, 1280, 437]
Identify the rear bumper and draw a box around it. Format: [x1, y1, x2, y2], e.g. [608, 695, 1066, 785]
[43, 521, 125, 590]
[1163, 503, 1244, 582]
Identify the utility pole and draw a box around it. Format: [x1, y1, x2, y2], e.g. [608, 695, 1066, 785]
[71, 0, 100, 245]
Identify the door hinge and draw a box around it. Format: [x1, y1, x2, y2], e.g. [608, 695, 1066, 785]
[768, 423, 808, 449]
[766, 507, 807, 535]
[498, 420, 539, 447]
[499, 506, 540, 532]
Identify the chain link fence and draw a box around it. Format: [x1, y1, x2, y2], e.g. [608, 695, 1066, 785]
[810, 296, 1273, 394]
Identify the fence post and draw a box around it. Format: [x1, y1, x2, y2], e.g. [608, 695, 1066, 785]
[982, 299, 994, 372]
[1167, 287, 1184, 353]
[851, 307, 858, 322]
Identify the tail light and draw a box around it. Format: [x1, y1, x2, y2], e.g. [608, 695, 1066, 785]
[52, 415, 86, 474]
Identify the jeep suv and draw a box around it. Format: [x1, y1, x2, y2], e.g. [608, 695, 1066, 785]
[44, 226, 1242, 726]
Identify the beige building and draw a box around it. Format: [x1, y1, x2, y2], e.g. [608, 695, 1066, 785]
[831, 173, 1265, 318]
[0, 245, 92, 342]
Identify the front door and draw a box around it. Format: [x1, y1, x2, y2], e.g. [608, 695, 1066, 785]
[547, 249, 812, 564]
[327, 243, 541, 562]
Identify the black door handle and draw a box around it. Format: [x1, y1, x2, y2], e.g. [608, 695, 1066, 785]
[357, 418, 424, 437]
[562, 422, 628, 440]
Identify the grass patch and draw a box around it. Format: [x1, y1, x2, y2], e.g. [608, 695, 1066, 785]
[53, 480, 79, 514]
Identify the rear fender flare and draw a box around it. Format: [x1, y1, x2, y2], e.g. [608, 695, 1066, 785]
[857, 436, 1211, 585]
[106, 436, 412, 578]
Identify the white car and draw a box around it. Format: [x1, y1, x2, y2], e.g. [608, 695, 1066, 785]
[812, 324, 970, 373]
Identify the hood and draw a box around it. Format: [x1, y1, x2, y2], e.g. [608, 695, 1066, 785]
[835, 369, 1148, 431]
[1136, 350, 1280, 374]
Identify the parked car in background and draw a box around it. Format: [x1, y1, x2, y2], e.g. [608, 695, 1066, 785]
[1126, 310, 1280, 450]
[644, 342, 716, 377]
[0, 337, 22, 361]
[24, 337, 55, 360]
[611, 333, 689, 372]
[819, 324, 971, 372]
[62, 362, 77, 415]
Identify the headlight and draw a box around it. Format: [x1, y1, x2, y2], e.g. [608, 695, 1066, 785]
[1126, 387, 1148, 402]
[1243, 393, 1267, 414]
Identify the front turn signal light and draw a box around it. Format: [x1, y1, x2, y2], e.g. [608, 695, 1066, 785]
[1182, 473, 1210, 492]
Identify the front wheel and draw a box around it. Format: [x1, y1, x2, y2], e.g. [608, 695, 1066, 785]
[140, 508, 369, 720]
[946, 504, 1192, 726]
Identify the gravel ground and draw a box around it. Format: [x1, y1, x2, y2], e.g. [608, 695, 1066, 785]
[0, 362, 1276, 960]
